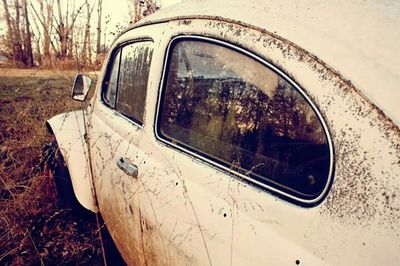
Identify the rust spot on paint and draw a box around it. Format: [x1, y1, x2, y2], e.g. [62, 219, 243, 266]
[317, 74, 400, 227]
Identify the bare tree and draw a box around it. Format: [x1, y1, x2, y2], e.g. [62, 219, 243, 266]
[96, 0, 103, 54]
[42, 0, 54, 66]
[55, 0, 67, 58]
[13, 0, 24, 64]
[53, 0, 84, 60]
[29, 0, 55, 67]
[29, 5, 43, 64]
[22, 0, 34, 66]
[82, 0, 95, 66]
[1, 0, 34, 66]
[133, 0, 142, 23]
[66, 1, 84, 59]
[2, 0, 17, 62]
[143, 0, 159, 17]
[129, 0, 159, 24]
[1, 0, 138, 69]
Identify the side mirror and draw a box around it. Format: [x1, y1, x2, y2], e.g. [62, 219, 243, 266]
[72, 74, 92, 101]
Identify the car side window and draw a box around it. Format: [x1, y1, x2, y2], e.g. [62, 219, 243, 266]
[116, 42, 153, 125]
[157, 39, 332, 202]
[102, 41, 153, 125]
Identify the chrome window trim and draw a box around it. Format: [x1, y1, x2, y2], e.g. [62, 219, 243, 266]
[154, 35, 335, 207]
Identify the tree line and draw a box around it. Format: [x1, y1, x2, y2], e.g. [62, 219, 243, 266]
[0, 0, 159, 69]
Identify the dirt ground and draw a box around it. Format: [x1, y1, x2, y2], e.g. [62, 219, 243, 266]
[0, 67, 122, 265]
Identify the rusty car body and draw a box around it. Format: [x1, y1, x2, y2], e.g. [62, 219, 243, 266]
[46, 0, 400, 265]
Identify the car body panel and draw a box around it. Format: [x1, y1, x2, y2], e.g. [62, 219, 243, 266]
[46, 111, 97, 212]
[87, 18, 400, 265]
[47, 1, 400, 264]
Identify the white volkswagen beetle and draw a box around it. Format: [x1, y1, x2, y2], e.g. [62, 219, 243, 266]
[46, 0, 400, 265]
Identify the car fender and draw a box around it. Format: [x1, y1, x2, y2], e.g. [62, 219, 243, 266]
[46, 111, 97, 212]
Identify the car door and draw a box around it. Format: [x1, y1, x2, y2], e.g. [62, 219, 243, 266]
[89, 39, 156, 264]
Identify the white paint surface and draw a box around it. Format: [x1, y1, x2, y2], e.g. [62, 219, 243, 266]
[47, 111, 97, 212]
[142, 0, 400, 125]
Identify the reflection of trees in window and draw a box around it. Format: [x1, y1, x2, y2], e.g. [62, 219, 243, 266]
[160, 40, 330, 199]
[264, 80, 324, 144]
[116, 42, 153, 124]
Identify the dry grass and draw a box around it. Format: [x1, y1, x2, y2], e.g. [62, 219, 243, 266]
[0, 71, 103, 265]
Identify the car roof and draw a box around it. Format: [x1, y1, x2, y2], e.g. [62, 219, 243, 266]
[133, 0, 400, 125]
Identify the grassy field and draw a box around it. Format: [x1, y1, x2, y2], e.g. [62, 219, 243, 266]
[0, 69, 104, 265]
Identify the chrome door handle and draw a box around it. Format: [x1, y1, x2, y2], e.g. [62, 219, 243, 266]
[116, 157, 138, 178]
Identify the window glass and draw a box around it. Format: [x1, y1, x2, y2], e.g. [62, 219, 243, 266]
[116, 42, 153, 125]
[103, 50, 121, 108]
[158, 40, 331, 199]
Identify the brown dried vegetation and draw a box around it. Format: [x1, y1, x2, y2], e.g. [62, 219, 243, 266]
[0, 70, 104, 265]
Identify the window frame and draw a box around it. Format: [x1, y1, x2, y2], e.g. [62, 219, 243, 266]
[101, 47, 121, 109]
[101, 38, 154, 127]
[155, 35, 334, 207]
